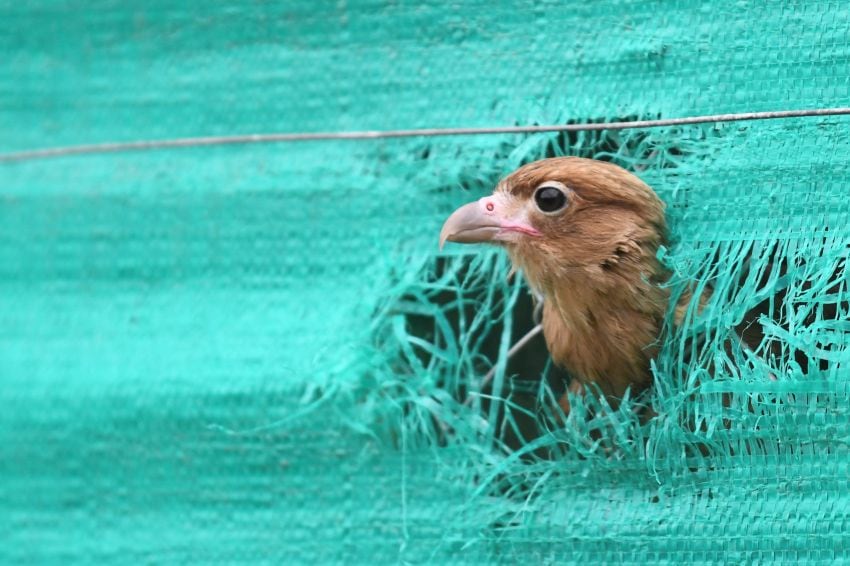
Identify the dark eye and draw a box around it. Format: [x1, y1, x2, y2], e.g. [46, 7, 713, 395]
[534, 185, 568, 213]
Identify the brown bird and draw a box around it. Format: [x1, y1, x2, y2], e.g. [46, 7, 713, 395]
[439, 157, 678, 412]
[439, 155, 842, 451]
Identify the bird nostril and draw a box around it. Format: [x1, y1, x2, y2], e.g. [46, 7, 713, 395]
[485, 201, 495, 212]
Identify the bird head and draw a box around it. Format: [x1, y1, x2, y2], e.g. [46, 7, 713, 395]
[439, 157, 667, 294]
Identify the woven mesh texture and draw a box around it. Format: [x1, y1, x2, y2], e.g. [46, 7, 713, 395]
[4, 1, 850, 563]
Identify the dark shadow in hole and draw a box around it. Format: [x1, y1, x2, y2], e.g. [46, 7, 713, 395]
[396, 114, 697, 456]
[396, 255, 570, 454]
[392, 115, 750, 466]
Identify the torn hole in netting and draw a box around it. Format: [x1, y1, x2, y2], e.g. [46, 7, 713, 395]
[366, 119, 712, 463]
[363, 118, 849, 494]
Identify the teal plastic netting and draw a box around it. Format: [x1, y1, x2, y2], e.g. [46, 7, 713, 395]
[4, 1, 850, 563]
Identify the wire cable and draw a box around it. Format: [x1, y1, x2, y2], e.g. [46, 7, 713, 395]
[2, 107, 850, 163]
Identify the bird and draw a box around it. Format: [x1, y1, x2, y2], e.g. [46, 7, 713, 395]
[438, 156, 694, 414]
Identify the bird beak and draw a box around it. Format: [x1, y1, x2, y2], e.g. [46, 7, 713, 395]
[439, 196, 541, 250]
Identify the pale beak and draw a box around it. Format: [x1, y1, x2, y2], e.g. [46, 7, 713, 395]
[439, 196, 541, 250]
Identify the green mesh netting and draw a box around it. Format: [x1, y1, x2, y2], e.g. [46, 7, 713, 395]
[4, 1, 850, 563]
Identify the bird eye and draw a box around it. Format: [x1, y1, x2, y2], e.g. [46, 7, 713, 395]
[533, 185, 568, 213]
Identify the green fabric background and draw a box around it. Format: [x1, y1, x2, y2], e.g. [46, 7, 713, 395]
[4, 1, 850, 563]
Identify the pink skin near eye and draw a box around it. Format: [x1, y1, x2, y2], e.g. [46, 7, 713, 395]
[501, 223, 542, 237]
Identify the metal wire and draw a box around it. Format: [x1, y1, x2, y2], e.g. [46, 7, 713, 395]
[3, 107, 850, 163]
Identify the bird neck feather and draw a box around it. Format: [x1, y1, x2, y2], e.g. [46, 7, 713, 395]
[530, 254, 669, 400]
